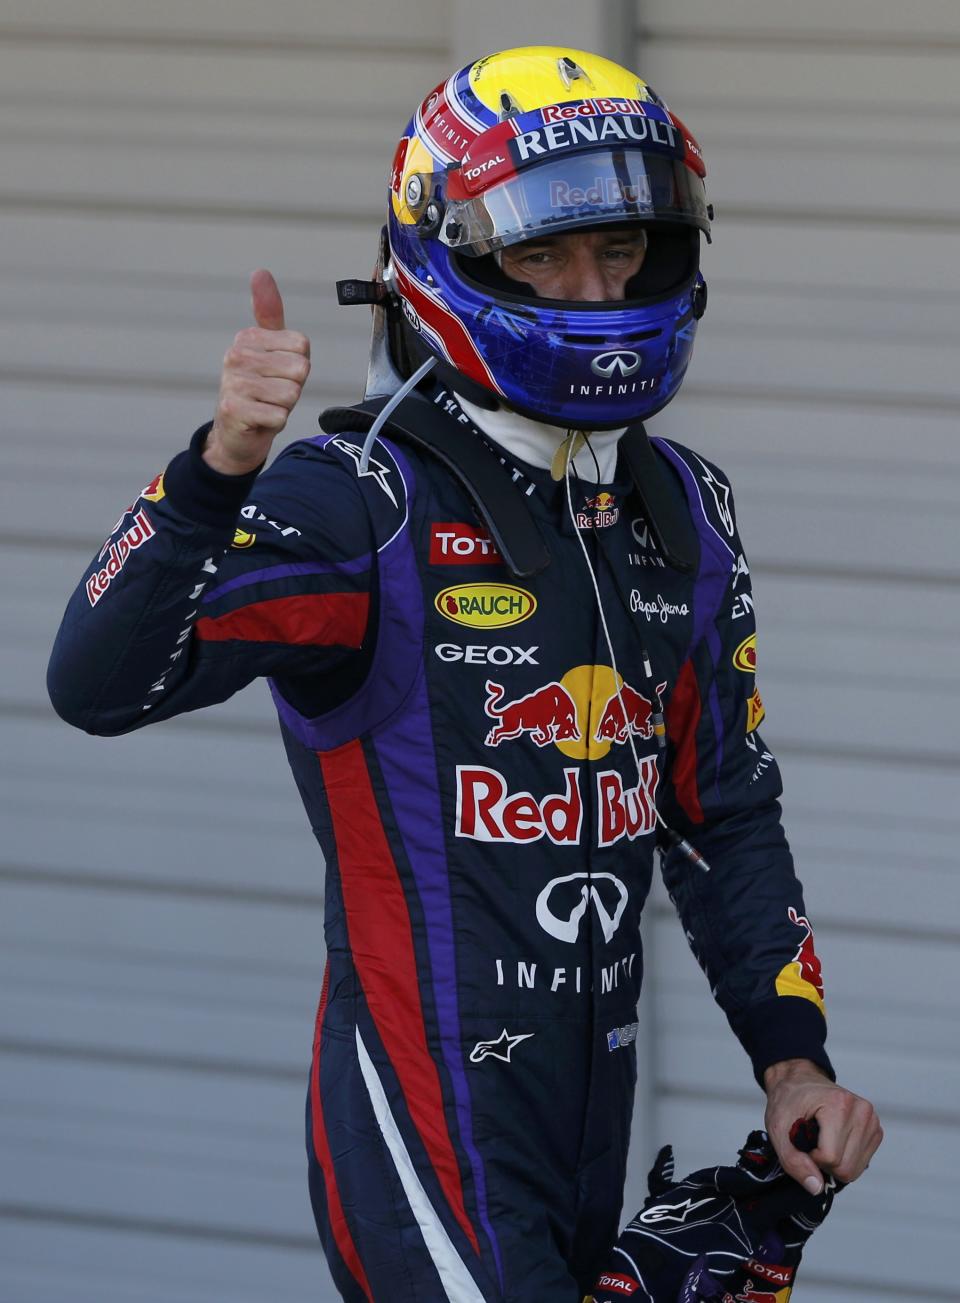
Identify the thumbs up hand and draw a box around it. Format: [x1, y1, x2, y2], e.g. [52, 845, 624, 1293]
[204, 270, 312, 475]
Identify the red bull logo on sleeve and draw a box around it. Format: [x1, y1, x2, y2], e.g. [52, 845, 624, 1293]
[436, 582, 536, 628]
[747, 685, 765, 732]
[86, 509, 156, 607]
[140, 472, 165, 503]
[775, 906, 825, 1015]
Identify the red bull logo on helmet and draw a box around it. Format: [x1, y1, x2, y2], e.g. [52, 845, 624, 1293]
[775, 906, 825, 1015]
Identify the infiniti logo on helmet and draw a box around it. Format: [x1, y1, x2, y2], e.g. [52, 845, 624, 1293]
[590, 350, 642, 379]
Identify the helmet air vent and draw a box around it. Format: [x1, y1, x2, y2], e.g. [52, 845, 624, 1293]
[499, 90, 523, 121]
[558, 56, 590, 91]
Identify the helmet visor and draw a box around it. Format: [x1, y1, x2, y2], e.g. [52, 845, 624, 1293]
[442, 149, 709, 255]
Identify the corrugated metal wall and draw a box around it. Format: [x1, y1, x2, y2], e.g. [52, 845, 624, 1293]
[631, 4, 960, 1301]
[2, 2, 957, 1300]
[0, 6, 450, 1301]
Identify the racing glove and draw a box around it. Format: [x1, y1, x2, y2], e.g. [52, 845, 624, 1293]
[590, 1121, 841, 1302]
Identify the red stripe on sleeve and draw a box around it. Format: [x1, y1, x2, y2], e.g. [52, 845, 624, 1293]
[319, 741, 481, 1257]
[666, 658, 704, 824]
[310, 962, 374, 1300]
[196, 593, 368, 647]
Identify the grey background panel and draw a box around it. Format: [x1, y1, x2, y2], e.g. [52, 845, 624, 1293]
[3, 2, 957, 1300]
[635, 1, 960, 1298]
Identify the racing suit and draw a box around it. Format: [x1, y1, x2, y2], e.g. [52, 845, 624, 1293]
[48, 386, 832, 1302]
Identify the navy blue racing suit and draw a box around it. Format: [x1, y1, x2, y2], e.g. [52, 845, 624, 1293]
[48, 387, 832, 1302]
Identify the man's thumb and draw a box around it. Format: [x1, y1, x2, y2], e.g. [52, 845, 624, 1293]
[251, 269, 285, 331]
[781, 1148, 824, 1196]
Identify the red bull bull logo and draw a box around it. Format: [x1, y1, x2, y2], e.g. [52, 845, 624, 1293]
[775, 906, 825, 1014]
[575, 492, 619, 530]
[484, 680, 580, 747]
[483, 666, 662, 762]
[595, 680, 667, 744]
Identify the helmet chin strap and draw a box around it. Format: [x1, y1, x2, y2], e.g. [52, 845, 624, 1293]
[358, 355, 438, 474]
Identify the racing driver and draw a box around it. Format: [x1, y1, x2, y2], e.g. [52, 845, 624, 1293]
[48, 46, 881, 1303]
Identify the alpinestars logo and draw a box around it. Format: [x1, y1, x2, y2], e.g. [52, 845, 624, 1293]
[329, 438, 398, 507]
[695, 455, 734, 536]
[469, 1029, 534, 1064]
[635, 1196, 715, 1225]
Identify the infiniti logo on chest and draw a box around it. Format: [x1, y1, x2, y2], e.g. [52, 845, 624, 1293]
[590, 350, 642, 378]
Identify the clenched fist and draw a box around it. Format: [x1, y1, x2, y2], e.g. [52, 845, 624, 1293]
[203, 270, 311, 475]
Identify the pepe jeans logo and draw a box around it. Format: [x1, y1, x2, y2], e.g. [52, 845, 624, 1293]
[591, 350, 642, 379]
[629, 591, 690, 623]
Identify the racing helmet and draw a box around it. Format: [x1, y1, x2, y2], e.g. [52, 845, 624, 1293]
[386, 46, 712, 430]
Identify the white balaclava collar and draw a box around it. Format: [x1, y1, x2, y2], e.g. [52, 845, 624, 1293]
[455, 394, 625, 484]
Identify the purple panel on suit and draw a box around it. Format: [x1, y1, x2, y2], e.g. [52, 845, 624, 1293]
[652, 439, 735, 793]
[203, 556, 371, 605]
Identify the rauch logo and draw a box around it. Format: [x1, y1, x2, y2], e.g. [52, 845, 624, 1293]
[436, 583, 536, 629]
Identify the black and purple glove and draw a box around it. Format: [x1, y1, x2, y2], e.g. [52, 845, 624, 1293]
[591, 1122, 841, 1302]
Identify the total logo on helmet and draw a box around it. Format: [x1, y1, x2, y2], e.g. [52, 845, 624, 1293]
[483, 664, 665, 761]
